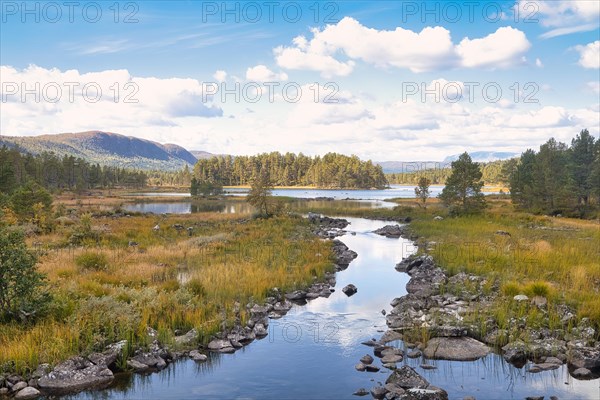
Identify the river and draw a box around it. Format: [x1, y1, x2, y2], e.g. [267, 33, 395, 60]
[64, 206, 599, 399]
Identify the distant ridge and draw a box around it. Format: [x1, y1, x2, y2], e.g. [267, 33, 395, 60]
[443, 151, 518, 163]
[0, 131, 215, 171]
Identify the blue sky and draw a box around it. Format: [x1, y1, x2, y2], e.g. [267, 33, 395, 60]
[1, 1, 599, 160]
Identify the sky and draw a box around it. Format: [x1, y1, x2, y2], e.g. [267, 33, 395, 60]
[1, 0, 599, 161]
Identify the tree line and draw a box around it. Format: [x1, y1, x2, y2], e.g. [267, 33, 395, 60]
[509, 129, 599, 216]
[387, 159, 513, 186]
[0, 146, 148, 194]
[193, 152, 388, 189]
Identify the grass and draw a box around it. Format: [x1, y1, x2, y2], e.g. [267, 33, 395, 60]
[300, 197, 600, 341]
[1, 208, 333, 375]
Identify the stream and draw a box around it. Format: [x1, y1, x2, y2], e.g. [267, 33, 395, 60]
[64, 214, 599, 400]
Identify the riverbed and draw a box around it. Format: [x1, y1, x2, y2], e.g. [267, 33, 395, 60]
[63, 211, 599, 400]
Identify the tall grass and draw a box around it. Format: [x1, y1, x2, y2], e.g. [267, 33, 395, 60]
[1, 212, 332, 374]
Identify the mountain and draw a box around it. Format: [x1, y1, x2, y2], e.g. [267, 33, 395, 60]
[0, 131, 204, 171]
[443, 151, 518, 163]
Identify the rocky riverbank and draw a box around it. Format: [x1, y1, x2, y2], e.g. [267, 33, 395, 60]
[0, 216, 357, 399]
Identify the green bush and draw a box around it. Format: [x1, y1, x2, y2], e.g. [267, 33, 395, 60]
[75, 252, 109, 271]
[0, 227, 50, 321]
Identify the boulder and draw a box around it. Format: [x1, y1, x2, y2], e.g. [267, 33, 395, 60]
[342, 284, 358, 297]
[360, 354, 374, 365]
[126, 359, 150, 372]
[407, 350, 422, 359]
[373, 225, 405, 238]
[502, 341, 528, 367]
[370, 386, 388, 399]
[130, 353, 166, 370]
[568, 344, 600, 369]
[207, 339, 235, 353]
[174, 329, 198, 346]
[12, 382, 28, 392]
[572, 367, 592, 379]
[403, 387, 449, 400]
[38, 357, 114, 394]
[423, 337, 489, 361]
[513, 294, 529, 302]
[189, 350, 208, 362]
[355, 363, 366, 372]
[386, 366, 429, 389]
[14, 387, 41, 400]
[284, 290, 307, 301]
[353, 388, 369, 396]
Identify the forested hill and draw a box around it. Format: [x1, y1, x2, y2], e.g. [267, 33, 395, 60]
[0, 131, 201, 171]
[193, 152, 389, 189]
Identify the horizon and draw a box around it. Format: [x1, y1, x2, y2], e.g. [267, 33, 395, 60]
[1, 1, 599, 161]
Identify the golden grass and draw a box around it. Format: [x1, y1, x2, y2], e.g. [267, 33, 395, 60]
[1, 211, 333, 374]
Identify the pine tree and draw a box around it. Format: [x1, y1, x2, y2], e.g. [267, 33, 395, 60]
[439, 152, 485, 214]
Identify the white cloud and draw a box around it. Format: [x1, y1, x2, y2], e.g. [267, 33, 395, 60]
[274, 18, 530, 76]
[213, 70, 227, 82]
[575, 41, 600, 69]
[245, 65, 288, 82]
[456, 27, 530, 69]
[539, 23, 599, 39]
[516, 0, 600, 28]
[535, 58, 543, 68]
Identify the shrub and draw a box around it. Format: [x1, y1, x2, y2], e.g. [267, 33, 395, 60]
[501, 281, 522, 297]
[75, 252, 109, 271]
[0, 227, 51, 321]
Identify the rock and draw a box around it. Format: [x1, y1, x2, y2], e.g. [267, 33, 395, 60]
[502, 341, 528, 367]
[423, 337, 489, 361]
[360, 354, 374, 365]
[253, 323, 268, 338]
[342, 284, 358, 296]
[382, 354, 404, 364]
[365, 365, 380, 373]
[404, 387, 449, 400]
[284, 290, 307, 301]
[386, 366, 429, 389]
[31, 364, 51, 379]
[361, 339, 379, 347]
[355, 363, 366, 372]
[407, 350, 422, 359]
[87, 350, 119, 369]
[332, 240, 358, 266]
[130, 353, 166, 370]
[373, 225, 405, 238]
[0, 388, 9, 395]
[12, 382, 28, 392]
[525, 397, 544, 400]
[207, 339, 235, 353]
[572, 367, 592, 378]
[174, 329, 198, 346]
[567, 344, 600, 369]
[38, 356, 114, 394]
[528, 363, 560, 373]
[513, 294, 529, 302]
[380, 330, 403, 344]
[433, 216, 443, 221]
[127, 359, 149, 372]
[420, 364, 437, 370]
[189, 350, 207, 362]
[353, 388, 369, 396]
[544, 356, 562, 365]
[381, 309, 387, 316]
[495, 230, 511, 236]
[370, 386, 388, 399]
[14, 387, 41, 399]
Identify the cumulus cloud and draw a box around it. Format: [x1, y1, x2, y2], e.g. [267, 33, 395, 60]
[456, 27, 530, 69]
[213, 70, 227, 82]
[245, 65, 288, 82]
[575, 41, 600, 69]
[274, 18, 530, 76]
